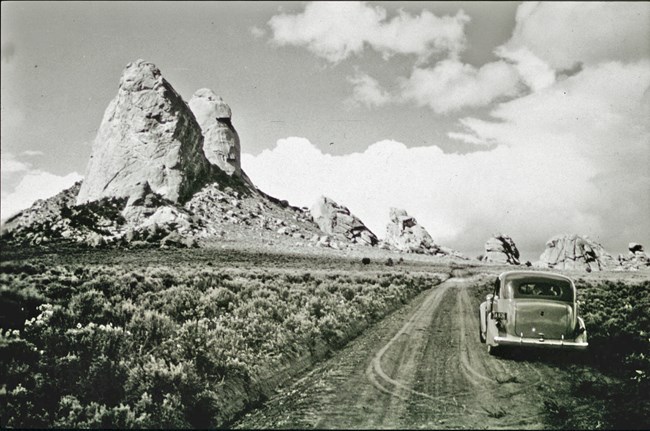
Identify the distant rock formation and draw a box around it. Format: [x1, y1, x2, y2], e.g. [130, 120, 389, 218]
[617, 243, 649, 270]
[188, 89, 241, 177]
[538, 234, 615, 271]
[385, 208, 460, 257]
[76, 59, 214, 205]
[309, 196, 378, 246]
[482, 234, 520, 265]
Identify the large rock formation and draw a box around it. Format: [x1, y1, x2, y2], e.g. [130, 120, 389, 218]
[309, 196, 377, 246]
[538, 234, 615, 271]
[1, 59, 385, 252]
[482, 234, 520, 265]
[188, 89, 241, 177]
[76, 59, 214, 205]
[385, 208, 441, 254]
[617, 243, 650, 270]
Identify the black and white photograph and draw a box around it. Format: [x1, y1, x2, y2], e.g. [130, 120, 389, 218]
[1, 1, 649, 429]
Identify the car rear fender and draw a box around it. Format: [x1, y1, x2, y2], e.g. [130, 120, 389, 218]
[486, 311, 500, 347]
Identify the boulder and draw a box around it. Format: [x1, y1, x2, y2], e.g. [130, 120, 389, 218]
[188, 89, 241, 177]
[310, 196, 378, 246]
[385, 208, 439, 254]
[76, 59, 214, 205]
[618, 243, 649, 270]
[482, 234, 520, 265]
[538, 234, 615, 271]
[629, 243, 644, 253]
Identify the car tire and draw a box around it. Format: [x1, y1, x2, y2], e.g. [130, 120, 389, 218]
[487, 344, 500, 356]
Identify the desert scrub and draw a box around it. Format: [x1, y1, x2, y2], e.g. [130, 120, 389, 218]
[0, 259, 445, 428]
[469, 275, 650, 429]
[569, 279, 650, 429]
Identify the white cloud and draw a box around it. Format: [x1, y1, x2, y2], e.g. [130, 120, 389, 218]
[345, 70, 391, 108]
[1, 152, 30, 176]
[1, 170, 83, 221]
[250, 26, 266, 39]
[496, 46, 555, 92]
[22, 150, 45, 157]
[267, 1, 469, 63]
[242, 137, 593, 255]
[242, 61, 650, 255]
[447, 132, 489, 147]
[398, 59, 522, 113]
[1, 152, 82, 221]
[503, 2, 650, 70]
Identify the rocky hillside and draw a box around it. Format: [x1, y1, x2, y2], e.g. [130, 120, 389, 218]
[0, 59, 472, 262]
[0, 60, 324, 249]
[0, 60, 411, 254]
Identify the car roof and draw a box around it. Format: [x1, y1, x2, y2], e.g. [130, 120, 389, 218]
[498, 270, 573, 283]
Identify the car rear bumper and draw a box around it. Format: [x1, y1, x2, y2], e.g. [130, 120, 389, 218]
[493, 334, 588, 350]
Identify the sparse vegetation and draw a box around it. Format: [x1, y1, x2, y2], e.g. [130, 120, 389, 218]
[471, 276, 650, 429]
[0, 247, 446, 428]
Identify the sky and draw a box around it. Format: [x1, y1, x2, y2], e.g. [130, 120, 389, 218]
[1, 1, 649, 260]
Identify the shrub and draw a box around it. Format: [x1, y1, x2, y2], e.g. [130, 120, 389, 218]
[1, 252, 444, 428]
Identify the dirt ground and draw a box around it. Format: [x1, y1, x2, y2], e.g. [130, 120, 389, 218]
[233, 270, 615, 429]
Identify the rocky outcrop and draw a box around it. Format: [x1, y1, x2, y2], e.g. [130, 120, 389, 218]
[617, 243, 649, 270]
[309, 196, 377, 246]
[1, 59, 379, 253]
[482, 234, 520, 265]
[1, 182, 81, 237]
[1, 182, 129, 248]
[385, 208, 441, 255]
[76, 59, 214, 205]
[188, 89, 241, 177]
[538, 234, 616, 271]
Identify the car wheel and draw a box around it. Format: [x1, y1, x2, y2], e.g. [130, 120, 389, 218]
[487, 344, 500, 356]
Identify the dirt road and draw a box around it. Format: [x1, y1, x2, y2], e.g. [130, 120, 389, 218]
[233, 274, 581, 429]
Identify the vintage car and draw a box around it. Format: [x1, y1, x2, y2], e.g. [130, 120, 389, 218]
[479, 270, 588, 354]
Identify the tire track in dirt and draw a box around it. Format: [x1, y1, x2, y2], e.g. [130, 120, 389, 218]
[233, 274, 575, 429]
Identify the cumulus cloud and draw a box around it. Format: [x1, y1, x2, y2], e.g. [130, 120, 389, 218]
[242, 137, 591, 256]
[250, 26, 266, 39]
[243, 60, 650, 255]
[496, 46, 555, 92]
[1, 152, 82, 221]
[503, 2, 650, 70]
[398, 59, 522, 113]
[267, 1, 470, 63]
[447, 132, 490, 147]
[1, 152, 30, 177]
[22, 150, 45, 157]
[345, 70, 391, 108]
[1, 170, 82, 221]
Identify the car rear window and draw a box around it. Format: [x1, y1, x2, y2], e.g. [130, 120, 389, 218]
[509, 278, 573, 302]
